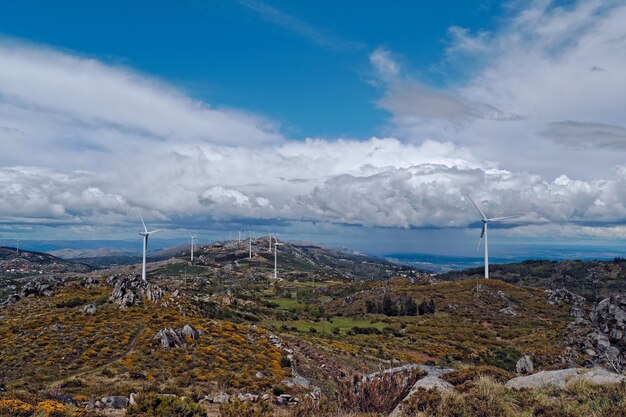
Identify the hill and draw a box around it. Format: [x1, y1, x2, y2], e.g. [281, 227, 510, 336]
[0, 247, 94, 298]
[0, 241, 621, 416]
[439, 258, 626, 302]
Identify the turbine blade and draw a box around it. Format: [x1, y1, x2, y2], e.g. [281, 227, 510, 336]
[476, 235, 483, 252]
[465, 193, 487, 220]
[148, 228, 163, 234]
[487, 215, 518, 222]
[138, 210, 148, 233]
[480, 223, 485, 239]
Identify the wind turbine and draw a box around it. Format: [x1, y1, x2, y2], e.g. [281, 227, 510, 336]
[274, 241, 283, 280]
[138, 212, 163, 282]
[16, 239, 20, 254]
[248, 231, 253, 259]
[190, 234, 197, 262]
[466, 194, 516, 279]
[268, 233, 274, 251]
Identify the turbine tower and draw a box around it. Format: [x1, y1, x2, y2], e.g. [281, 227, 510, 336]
[274, 241, 283, 280]
[248, 232, 253, 259]
[268, 233, 274, 251]
[16, 239, 20, 254]
[190, 234, 197, 262]
[466, 194, 516, 279]
[138, 212, 163, 282]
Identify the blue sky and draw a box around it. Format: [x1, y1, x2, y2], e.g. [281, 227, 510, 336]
[2, 0, 626, 262]
[0, 0, 503, 138]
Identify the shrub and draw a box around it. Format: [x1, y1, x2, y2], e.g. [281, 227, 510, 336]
[126, 393, 206, 417]
[442, 365, 514, 387]
[219, 400, 272, 417]
[338, 368, 422, 414]
[0, 399, 35, 417]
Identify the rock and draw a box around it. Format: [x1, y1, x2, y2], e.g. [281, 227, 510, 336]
[389, 366, 453, 417]
[21, 279, 56, 297]
[261, 394, 270, 401]
[506, 369, 579, 389]
[108, 274, 163, 308]
[282, 376, 310, 389]
[154, 328, 186, 349]
[255, 372, 265, 378]
[571, 368, 626, 385]
[499, 306, 518, 316]
[237, 393, 258, 402]
[277, 394, 294, 405]
[516, 355, 534, 375]
[129, 393, 138, 406]
[212, 393, 230, 404]
[81, 277, 99, 287]
[181, 324, 199, 340]
[81, 303, 97, 315]
[506, 368, 626, 389]
[101, 396, 129, 409]
[546, 288, 586, 306]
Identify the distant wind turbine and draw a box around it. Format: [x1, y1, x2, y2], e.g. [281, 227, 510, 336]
[466, 194, 516, 279]
[138, 212, 163, 282]
[190, 234, 197, 262]
[16, 239, 20, 254]
[274, 241, 283, 280]
[268, 233, 274, 251]
[248, 231, 253, 259]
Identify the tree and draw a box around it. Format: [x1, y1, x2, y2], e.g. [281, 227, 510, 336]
[382, 294, 395, 316]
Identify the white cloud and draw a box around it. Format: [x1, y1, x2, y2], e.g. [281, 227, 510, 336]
[3, 2, 626, 245]
[374, 0, 626, 180]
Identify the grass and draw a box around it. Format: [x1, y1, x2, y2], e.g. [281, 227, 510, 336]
[267, 316, 388, 335]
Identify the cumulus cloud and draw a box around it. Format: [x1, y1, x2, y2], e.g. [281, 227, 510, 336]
[3, 1, 626, 244]
[373, 0, 626, 180]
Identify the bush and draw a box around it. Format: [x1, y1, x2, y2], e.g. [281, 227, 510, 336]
[442, 365, 514, 387]
[126, 393, 206, 417]
[338, 368, 422, 414]
[219, 401, 272, 417]
[0, 399, 35, 417]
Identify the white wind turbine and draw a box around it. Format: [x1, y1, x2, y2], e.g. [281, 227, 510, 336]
[248, 231, 253, 259]
[268, 232, 274, 251]
[190, 234, 197, 262]
[138, 212, 163, 282]
[273, 240, 283, 280]
[466, 194, 516, 279]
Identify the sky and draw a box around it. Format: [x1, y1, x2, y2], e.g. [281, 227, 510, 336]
[2, 0, 626, 259]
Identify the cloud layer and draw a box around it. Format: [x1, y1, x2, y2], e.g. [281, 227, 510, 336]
[2, 0, 626, 243]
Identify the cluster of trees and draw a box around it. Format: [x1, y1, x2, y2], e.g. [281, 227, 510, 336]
[365, 294, 435, 316]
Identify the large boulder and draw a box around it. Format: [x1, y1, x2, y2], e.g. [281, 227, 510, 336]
[101, 396, 129, 409]
[506, 368, 626, 389]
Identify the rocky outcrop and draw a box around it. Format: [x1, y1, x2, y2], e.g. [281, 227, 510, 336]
[546, 287, 586, 307]
[100, 396, 129, 409]
[108, 274, 163, 308]
[516, 355, 534, 375]
[80, 277, 100, 287]
[566, 294, 626, 371]
[81, 303, 97, 315]
[506, 368, 626, 389]
[21, 278, 56, 297]
[154, 324, 201, 349]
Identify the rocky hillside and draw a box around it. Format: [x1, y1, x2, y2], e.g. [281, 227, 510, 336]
[187, 238, 423, 281]
[439, 258, 626, 302]
[1, 243, 625, 416]
[0, 247, 94, 298]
